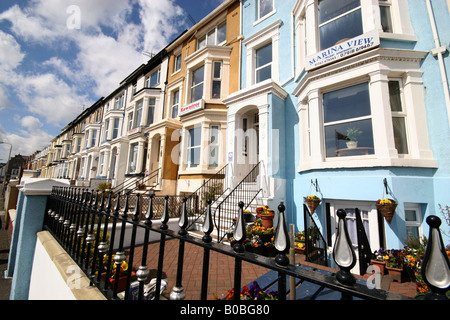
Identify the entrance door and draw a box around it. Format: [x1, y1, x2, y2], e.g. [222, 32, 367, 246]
[329, 202, 382, 275]
[149, 136, 161, 186]
[237, 111, 259, 181]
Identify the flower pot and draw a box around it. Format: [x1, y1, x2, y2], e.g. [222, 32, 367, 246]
[370, 260, 387, 275]
[305, 198, 321, 214]
[376, 203, 397, 223]
[103, 272, 136, 292]
[387, 266, 403, 283]
[346, 141, 358, 149]
[261, 215, 274, 228]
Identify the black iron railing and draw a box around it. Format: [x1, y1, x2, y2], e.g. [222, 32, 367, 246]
[303, 204, 328, 267]
[112, 168, 160, 194]
[214, 162, 262, 242]
[185, 164, 229, 231]
[44, 187, 450, 301]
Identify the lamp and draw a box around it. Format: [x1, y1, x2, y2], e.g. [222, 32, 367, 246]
[0, 141, 12, 196]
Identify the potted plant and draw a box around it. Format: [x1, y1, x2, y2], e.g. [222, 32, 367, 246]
[258, 206, 275, 228]
[294, 231, 306, 254]
[137, 183, 146, 190]
[371, 248, 387, 275]
[243, 209, 253, 222]
[346, 127, 363, 149]
[385, 249, 404, 283]
[102, 254, 136, 292]
[304, 195, 321, 214]
[376, 198, 397, 223]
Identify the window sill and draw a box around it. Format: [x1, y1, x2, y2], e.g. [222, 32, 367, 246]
[298, 157, 438, 172]
[253, 10, 277, 27]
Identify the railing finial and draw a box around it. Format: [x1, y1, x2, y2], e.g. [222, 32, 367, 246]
[160, 195, 170, 230]
[333, 209, 357, 286]
[275, 202, 290, 267]
[202, 199, 214, 243]
[421, 215, 450, 300]
[178, 197, 189, 236]
[232, 201, 247, 253]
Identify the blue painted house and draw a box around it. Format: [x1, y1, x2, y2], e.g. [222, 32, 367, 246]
[225, 0, 450, 273]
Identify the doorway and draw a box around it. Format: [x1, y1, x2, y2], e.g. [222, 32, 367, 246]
[236, 109, 259, 181]
[328, 201, 382, 275]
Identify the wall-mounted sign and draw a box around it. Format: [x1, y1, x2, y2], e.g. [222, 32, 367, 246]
[305, 31, 380, 71]
[179, 99, 204, 117]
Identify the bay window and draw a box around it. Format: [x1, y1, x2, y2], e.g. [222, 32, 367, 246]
[318, 0, 363, 50]
[323, 83, 375, 158]
[104, 119, 110, 141]
[128, 112, 134, 131]
[90, 129, 98, 148]
[191, 65, 205, 103]
[146, 69, 160, 88]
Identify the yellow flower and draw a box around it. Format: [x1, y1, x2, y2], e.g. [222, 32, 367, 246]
[384, 255, 390, 260]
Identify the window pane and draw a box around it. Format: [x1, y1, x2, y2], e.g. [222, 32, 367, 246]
[380, 5, 393, 33]
[388, 81, 403, 112]
[209, 146, 219, 167]
[392, 117, 409, 154]
[318, 0, 361, 24]
[190, 127, 201, 147]
[192, 66, 204, 85]
[319, 9, 363, 50]
[324, 83, 371, 123]
[198, 36, 206, 49]
[207, 30, 215, 45]
[405, 210, 417, 222]
[406, 226, 419, 239]
[256, 65, 272, 83]
[212, 80, 221, 99]
[213, 61, 222, 79]
[218, 23, 226, 43]
[325, 119, 374, 157]
[190, 148, 200, 167]
[256, 43, 272, 68]
[259, 0, 274, 18]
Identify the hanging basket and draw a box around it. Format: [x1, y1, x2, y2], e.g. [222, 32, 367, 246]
[376, 200, 397, 223]
[304, 196, 321, 214]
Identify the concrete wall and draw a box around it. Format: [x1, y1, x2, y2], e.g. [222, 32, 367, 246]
[29, 231, 106, 300]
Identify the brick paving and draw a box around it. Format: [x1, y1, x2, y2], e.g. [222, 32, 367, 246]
[131, 238, 417, 300]
[131, 239, 271, 300]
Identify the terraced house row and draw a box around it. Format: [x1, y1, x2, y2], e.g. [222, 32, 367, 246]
[27, 0, 450, 272]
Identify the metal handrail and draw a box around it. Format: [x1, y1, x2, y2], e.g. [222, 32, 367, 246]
[214, 161, 262, 242]
[126, 168, 161, 194]
[304, 204, 328, 267]
[185, 164, 229, 230]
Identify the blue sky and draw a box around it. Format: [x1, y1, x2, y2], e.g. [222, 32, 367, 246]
[0, 0, 225, 162]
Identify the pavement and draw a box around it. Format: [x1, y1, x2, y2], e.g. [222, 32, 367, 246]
[0, 210, 12, 300]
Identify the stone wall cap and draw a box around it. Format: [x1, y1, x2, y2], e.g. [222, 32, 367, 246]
[19, 178, 70, 196]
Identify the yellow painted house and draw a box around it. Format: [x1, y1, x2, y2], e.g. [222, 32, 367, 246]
[156, 0, 241, 196]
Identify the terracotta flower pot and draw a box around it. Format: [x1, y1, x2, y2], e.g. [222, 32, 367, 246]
[386, 266, 403, 283]
[261, 215, 274, 228]
[370, 260, 387, 275]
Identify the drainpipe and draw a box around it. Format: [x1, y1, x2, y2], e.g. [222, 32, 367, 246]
[426, 0, 450, 128]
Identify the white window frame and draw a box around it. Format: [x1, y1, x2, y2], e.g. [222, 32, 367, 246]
[112, 118, 120, 140]
[128, 143, 138, 173]
[388, 78, 410, 156]
[146, 69, 161, 88]
[128, 112, 134, 131]
[379, 0, 394, 33]
[147, 98, 156, 125]
[174, 53, 182, 73]
[404, 203, 423, 241]
[190, 65, 205, 103]
[209, 125, 220, 168]
[187, 126, 202, 168]
[171, 89, 180, 119]
[255, 0, 276, 24]
[243, 19, 281, 87]
[197, 21, 227, 50]
[255, 42, 273, 84]
[104, 119, 110, 141]
[134, 100, 144, 128]
[212, 61, 222, 99]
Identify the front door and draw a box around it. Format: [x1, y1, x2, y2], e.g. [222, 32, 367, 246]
[329, 201, 382, 275]
[237, 112, 259, 181]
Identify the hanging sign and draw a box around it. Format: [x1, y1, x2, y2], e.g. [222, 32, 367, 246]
[179, 99, 204, 117]
[305, 30, 380, 71]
